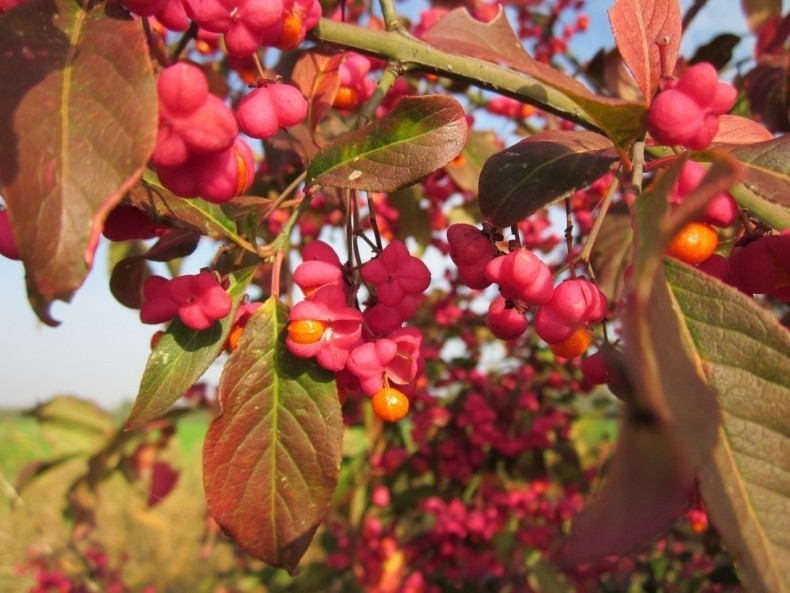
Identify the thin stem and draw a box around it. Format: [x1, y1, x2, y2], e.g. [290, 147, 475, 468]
[357, 61, 402, 127]
[170, 21, 198, 63]
[564, 198, 576, 278]
[269, 171, 307, 212]
[579, 173, 621, 263]
[682, 0, 709, 34]
[252, 52, 268, 81]
[271, 250, 283, 298]
[366, 193, 383, 250]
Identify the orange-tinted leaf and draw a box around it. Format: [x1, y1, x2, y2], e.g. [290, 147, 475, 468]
[713, 115, 775, 145]
[0, 0, 157, 325]
[291, 51, 344, 135]
[479, 131, 618, 227]
[608, 0, 682, 103]
[203, 297, 342, 572]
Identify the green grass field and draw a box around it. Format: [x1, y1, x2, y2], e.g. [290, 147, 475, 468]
[0, 403, 246, 593]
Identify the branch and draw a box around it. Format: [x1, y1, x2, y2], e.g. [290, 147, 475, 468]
[309, 19, 601, 132]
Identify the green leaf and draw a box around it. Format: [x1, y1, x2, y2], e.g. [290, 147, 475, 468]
[124, 267, 256, 429]
[390, 186, 433, 254]
[710, 136, 790, 228]
[306, 95, 469, 191]
[445, 129, 502, 196]
[127, 172, 245, 244]
[730, 182, 790, 230]
[0, 0, 157, 325]
[203, 297, 342, 572]
[665, 259, 790, 593]
[479, 131, 618, 228]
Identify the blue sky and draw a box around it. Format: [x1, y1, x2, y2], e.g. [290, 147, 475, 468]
[0, 0, 756, 409]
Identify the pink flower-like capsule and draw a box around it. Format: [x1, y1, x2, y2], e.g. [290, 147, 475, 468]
[669, 161, 738, 227]
[183, 0, 234, 32]
[258, 0, 321, 49]
[156, 0, 191, 31]
[152, 63, 238, 168]
[157, 137, 254, 203]
[0, 207, 21, 260]
[361, 240, 431, 307]
[140, 275, 180, 325]
[484, 248, 553, 305]
[346, 327, 423, 396]
[286, 285, 363, 371]
[236, 83, 308, 140]
[534, 278, 607, 344]
[293, 240, 345, 297]
[223, 0, 284, 58]
[167, 271, 233, 330]
[647, 62, 737, 150]
[447, 223, 497, 290]
[363, 295, 418, 337]
[486, 296, 528, 341]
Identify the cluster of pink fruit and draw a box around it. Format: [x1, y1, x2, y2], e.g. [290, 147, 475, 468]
[141, 271, 232, 331]
[152, 62, 307, 204]
[122, 0, 320, 55]
[285, 239, 432, 421]
[447, 223, 608, 360]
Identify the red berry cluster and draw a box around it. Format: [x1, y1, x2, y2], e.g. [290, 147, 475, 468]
[121, 0, 321, 56]
[447, 223, 607, 358]
[141, 270, 232, 330]
[285, 239, 432, 421]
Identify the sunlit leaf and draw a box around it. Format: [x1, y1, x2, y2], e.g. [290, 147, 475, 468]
[445, 130, 502, 196]
[713, 115, 775, 145]
[306, 95, 469, 191]
[479, 131, 618, 228]
[389, 186, 433, 254]
[422, 8, 647, 151]
[608, 0, 681, 103]
[589, 203, 633, 305]
[203, 297, 342, 572]
[666, 259, 790, 593]
[718, 135, 790, 208]
[0, 0, 157, 325]
[125, 267, 256, 429]
[291, 51, 344, 135]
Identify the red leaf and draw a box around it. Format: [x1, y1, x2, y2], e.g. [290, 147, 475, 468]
[608, 0, 682, 103]
[203, 298, 342, 572]
[148, 461, 180, 507]
[712, 115, 775, 145]
[0, 0, 157, 324]
[291, 51, 345, 136]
